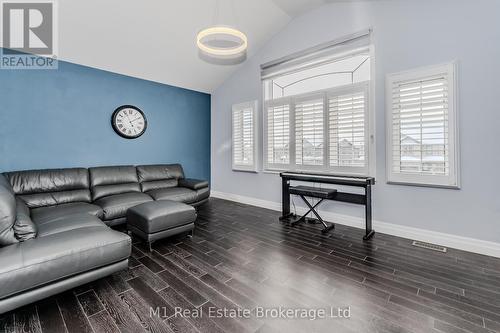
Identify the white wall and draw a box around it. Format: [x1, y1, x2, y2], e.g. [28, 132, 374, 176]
[211, 0, 500, 245]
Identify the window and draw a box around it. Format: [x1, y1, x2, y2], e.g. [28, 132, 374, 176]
[386, 62, 459, 188]
[329, 86, 368, 170]
[232, 101, 258, 172]
[295, 95, 324, 166]
[266, 101, 290, 166]
[262, 37, 374, 175]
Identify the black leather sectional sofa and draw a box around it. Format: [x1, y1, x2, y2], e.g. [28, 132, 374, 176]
[0, 164, 209, 313]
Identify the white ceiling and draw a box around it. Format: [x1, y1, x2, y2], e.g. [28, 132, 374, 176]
[58, 0, 336, 93]
[271, 0, 328, 17]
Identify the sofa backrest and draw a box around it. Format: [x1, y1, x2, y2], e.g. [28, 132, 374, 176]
[136, 164, 185, 192]
[4, 168, 91, 209]
[89, 165, 140, 201]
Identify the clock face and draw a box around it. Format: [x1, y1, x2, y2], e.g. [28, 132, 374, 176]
[111, 105, 147, 139]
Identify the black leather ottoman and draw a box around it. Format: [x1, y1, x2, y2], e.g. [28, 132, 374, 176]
[126, 200, 196, 251]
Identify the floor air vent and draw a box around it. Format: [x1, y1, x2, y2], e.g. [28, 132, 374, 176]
[411, 241, 447, 253]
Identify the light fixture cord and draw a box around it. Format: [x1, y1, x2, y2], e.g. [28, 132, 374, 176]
[212, 0, 220, 26]
[231, 0, 240, 29]
[212, 0, 240, 28]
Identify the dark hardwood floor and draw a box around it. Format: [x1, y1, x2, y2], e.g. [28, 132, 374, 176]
[1, 198, 500, 333]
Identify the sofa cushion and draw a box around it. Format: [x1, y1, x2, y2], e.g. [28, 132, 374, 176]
[0, 175, 18, 246]
[195, 187, 210, 203]
[137, 164, 184, 192]
[94, 192, 153, 220]
[178, 178, 209, 190]
[0, 225, 131, 300]
[4, 168, 91, 209]
[31, 202, 104, 224]
[92, 183, 141, 202]
[139, 180, 177, 193]
[89, 166, 140, 201]
[13, 198, 37, 241]
[136, 164, 185, 182]
[16, 190, 92, 210]
[36, 214, 106, 237]
[146, 187, 197, 203]
[89, 165, 138, 187]
[102, 217, 127, 227]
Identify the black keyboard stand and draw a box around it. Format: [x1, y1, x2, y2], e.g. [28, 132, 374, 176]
[279, 172, 376, 240]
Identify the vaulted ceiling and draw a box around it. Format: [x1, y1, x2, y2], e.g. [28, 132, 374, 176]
[58, 0, 340, 93]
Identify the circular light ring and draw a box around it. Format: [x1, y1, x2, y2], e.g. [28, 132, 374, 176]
[197, 26, 247, 56]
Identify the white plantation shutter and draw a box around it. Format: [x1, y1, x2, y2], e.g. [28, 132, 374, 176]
[232, 101, 257, 172]
[387, 63, 459, 188]
[263, 82, 371, 173]
[233, 108, 253, 165]
[266, 102, 290, 166]
[392, 77, 448, 174]
[295, 97, 324, 166]
[329, 87, 367, 171]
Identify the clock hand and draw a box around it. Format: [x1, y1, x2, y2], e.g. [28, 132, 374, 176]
[124, 115, 135, 127]
[130, 117, 142, 123]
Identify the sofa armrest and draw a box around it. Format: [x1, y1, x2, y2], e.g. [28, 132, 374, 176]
[178, 178, 209, 190]
[14, 198, 37, 241]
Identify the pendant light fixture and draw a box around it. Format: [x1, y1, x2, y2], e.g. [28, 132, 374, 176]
[197, 0, 247, 61]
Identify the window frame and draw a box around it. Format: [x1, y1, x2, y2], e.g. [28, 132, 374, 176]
[259, 43, 377, 177]
[385, 61, 460, 189]
[231, 100, 259, 173]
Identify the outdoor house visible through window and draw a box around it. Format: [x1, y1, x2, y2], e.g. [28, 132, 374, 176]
[261, 30, 374, 175]
[386, 62, 459, 188]
[232, 101, 258, 172]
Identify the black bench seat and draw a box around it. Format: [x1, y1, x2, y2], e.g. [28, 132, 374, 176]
[287, 185, 336, 234]
[289, 185, 337, 199]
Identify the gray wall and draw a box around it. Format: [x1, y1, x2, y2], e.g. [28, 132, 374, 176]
[211, 0, 500, 243]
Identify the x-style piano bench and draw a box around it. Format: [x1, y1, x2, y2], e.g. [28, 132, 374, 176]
[287, 185, 337, 233]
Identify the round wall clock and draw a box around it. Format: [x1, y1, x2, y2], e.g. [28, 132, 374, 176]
[111, 105, 147, 139]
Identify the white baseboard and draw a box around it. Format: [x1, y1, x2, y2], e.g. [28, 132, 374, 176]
[211, 190, 500, 258]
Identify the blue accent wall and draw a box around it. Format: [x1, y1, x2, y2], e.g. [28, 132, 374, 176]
[0, 57, 211, 181]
